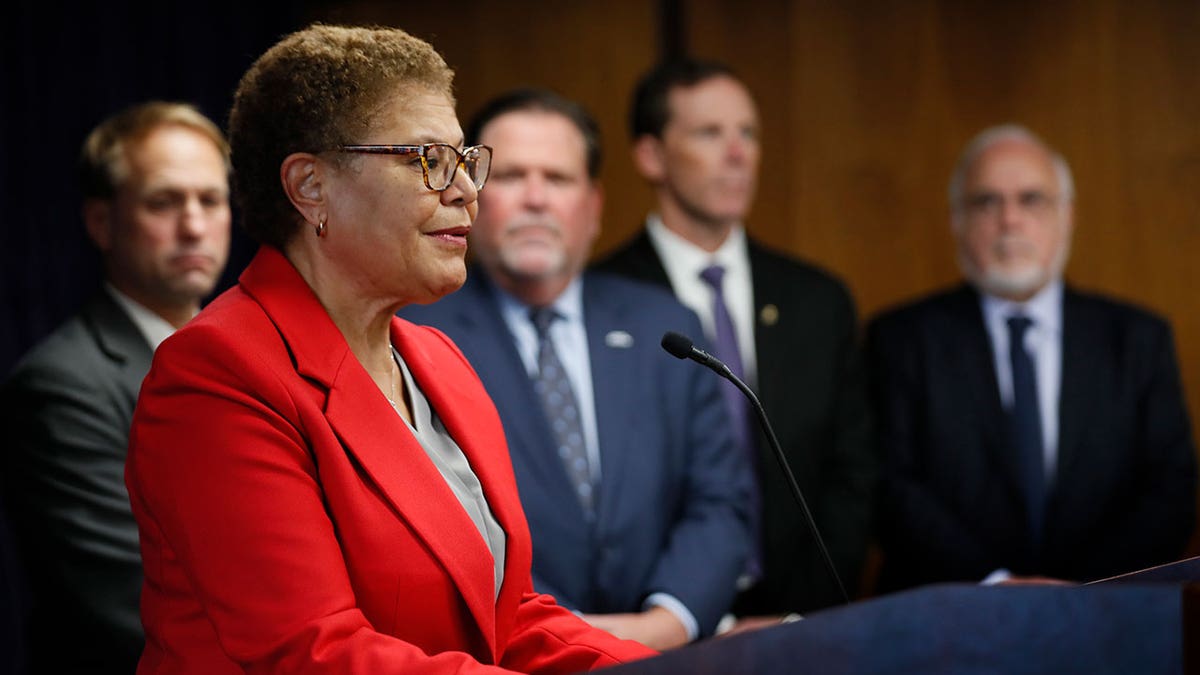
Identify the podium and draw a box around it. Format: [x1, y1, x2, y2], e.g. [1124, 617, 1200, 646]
[601, 558, 1200, 675]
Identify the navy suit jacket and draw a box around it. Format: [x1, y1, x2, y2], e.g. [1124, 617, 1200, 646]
[596, 231, 876, 614]
[867, 283, 1197, 590]
[400, 269, 752, 636]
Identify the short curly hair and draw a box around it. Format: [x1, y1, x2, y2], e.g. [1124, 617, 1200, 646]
[229, 24, 455, 249]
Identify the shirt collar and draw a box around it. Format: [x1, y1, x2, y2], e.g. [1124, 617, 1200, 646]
[105, 283, 182, 351]
[646, 213, 749, 276]
[979, 278, 1064, 335]
[493, 274, 585, 327]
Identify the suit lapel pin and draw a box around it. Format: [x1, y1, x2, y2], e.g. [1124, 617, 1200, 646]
[605, 330, 634, 348]
[760, 304, 779, 326]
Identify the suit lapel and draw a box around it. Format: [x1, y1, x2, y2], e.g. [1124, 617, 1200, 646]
[1054, 289, 1093, 495]
[606, 228, 674, 289]
[239, 248, 501, 654]
[395, 318, 536, 651]
[581, 274, 637, 524]
[944, 286, 1021, 489]
[747, 241, 780, 399]
[85, 289, 155, 397]
[428, 273, 581, 512]
[446, 274, 591, 521]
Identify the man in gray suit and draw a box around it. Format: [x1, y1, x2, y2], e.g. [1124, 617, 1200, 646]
[1, 102, 231, 674]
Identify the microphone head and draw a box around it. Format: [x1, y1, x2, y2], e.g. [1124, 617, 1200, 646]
[661, 331, 694, 360]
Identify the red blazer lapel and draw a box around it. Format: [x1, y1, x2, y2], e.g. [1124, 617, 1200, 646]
[239, 247, 503, 656]
[323, 360, 501, 654]
[396, 321, 534, 650]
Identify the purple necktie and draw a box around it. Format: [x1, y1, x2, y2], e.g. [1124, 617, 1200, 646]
[699, 264, 762, 578]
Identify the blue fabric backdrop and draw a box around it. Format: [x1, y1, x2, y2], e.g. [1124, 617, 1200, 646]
[0, 3, 307, 671]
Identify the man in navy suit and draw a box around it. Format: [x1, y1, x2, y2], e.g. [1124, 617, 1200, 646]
[400, 89, 752, 650]
[867, 124, 1197, 590]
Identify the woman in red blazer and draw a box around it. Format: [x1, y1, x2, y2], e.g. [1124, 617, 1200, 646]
[124, 24, 654, 673]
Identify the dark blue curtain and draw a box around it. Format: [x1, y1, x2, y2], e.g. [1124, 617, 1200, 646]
[1, 3, 309, 671]
[1, 1, 310, 377]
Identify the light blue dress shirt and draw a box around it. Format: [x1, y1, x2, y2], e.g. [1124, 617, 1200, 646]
[494, 278, 601, 484]
[492, 277, 700, 640]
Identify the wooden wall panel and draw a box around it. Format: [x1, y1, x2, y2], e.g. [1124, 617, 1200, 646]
[686, 0, 1200, 552]
[684, 0, 1200, 334]
[308, 0, 1200, 553]
[307, 0, 660, 254]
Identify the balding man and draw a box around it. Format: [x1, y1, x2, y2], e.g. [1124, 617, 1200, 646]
[867, 124, 1196, 591]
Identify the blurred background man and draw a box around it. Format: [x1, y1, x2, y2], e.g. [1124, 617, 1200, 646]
[402, 88, 752, 650]
[598, 60, 876, 622]
[1, 101, 231, 673]
[867, 124, 1196, 590]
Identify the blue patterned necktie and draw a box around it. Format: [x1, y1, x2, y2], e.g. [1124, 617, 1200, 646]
[1007, 315, 1045, 545]
[529, 307, 594, 517]
[699, 264, 762, 578]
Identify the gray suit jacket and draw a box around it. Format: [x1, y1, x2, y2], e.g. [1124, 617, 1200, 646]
[2, 288, 150, 674]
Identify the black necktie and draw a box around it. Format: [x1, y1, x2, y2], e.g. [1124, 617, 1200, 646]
[1007, 315, 1045, 544]
[529, 307, 594, 517]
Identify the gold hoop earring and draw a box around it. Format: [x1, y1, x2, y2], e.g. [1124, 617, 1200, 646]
[315, 217, 327, 238]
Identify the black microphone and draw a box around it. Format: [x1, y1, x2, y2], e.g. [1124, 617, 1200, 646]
[661, 330, 850, 606]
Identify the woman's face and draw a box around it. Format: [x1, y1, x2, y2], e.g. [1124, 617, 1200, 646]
[321, 90, 477, 306]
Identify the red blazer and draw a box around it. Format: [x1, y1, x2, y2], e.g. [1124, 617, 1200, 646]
[125, 247, 654, 674]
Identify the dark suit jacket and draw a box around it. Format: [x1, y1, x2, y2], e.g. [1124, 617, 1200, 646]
[866, 283, 1198, 590]
[126, 247, 653, 673]
[595, 232, 876, 614]
[400, 269, 752, 636]
[2, 288, 149, 674]
[0, 506, 28, 675]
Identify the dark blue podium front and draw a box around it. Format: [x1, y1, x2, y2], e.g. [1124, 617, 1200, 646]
[599, 583, 1185, 674]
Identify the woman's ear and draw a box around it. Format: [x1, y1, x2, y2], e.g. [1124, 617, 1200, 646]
[280, 152, 326, 226]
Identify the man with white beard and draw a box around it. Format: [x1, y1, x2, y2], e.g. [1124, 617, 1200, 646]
[866, 124, 1197, 591]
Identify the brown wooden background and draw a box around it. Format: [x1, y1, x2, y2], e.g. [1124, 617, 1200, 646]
[312, 0, 1200, 557]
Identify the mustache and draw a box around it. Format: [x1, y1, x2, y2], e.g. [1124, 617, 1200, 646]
[502, 213, 563, 236]
[991, 234, 1036, 255]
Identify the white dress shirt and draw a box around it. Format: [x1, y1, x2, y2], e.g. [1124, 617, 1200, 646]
[644, 215, 758, 388]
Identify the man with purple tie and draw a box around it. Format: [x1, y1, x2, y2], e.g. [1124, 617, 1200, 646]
[597, 59, 876, 623]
